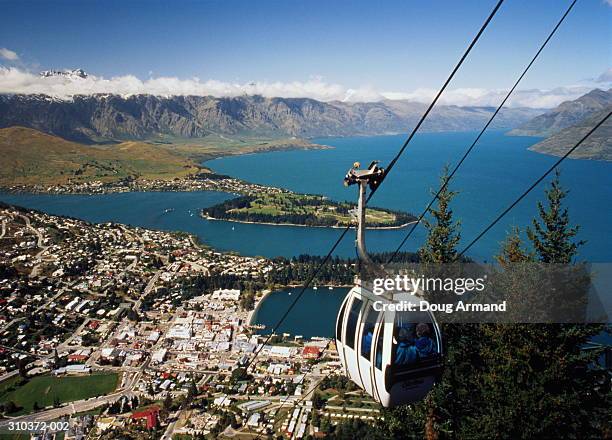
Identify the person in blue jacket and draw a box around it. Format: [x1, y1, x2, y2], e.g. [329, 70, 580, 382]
[394, 326, 417, 365]
[415, 322, 434, 358]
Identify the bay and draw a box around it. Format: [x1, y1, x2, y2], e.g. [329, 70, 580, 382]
[1, 131, 610, 262]
[250, 287, 349, 339]
[208, 131, 612, 262]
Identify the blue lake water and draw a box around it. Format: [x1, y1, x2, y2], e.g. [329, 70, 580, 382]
[250, 287, 349, 339]
[209, 131, 612, 262]
[1, 131, 610, 262]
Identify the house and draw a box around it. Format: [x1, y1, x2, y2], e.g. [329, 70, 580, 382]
[302, 346, 321, 359]
[68, 354, 88, 363]
[131, 406, 159, 429]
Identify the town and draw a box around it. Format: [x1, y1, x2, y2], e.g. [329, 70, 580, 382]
[1, 173, 287, 197]
[0, 204, 380, 439]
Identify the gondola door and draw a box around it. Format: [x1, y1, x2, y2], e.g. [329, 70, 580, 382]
[341, 292, 366, 389]
[356, 300, 378, 397]
[370, 311, 388, 404]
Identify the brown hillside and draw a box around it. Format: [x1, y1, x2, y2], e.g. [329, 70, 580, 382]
[0, 126, 200, 186]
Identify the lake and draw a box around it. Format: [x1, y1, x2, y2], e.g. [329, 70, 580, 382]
[209, 130, 612, 262]
[2, 131, 610, 262]
[250, 287, 349, 339]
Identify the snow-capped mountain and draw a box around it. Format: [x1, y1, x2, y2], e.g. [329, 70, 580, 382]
[39, 68, 89, 79]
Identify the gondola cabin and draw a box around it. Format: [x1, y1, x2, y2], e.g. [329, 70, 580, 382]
[335, 284, 443, 407]
[337, 160, 444, 407]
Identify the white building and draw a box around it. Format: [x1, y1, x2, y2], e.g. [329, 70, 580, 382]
[167, 325, 191, 339]
[151, 348, 167, 364]
[212, 289, 241, 301]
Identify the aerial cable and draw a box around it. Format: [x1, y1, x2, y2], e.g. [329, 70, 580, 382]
[258, 0, 592, 424]
[458, 110, 611, 257]
[234, 0, 505, 384]
[387, 0, 578, 264]
[369, 0, 505, 200]
[223, 0, 508, 421]
[265, 112, 610, 437]
[245, 0, 504, 369]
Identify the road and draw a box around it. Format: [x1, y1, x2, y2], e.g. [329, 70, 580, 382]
[160, 410, 182, 440]
[16, 213, 49, 278]
[0, 370, 18, 384]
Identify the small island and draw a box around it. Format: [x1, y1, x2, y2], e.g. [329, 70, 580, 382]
[202, 192, 416, 228]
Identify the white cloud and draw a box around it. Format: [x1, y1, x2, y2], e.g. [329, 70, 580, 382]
[596, 68, 612, 83]
[381, 85, 607, 109]
[605, 0, 612, 6]
[0, 66, 608, 108]
[0, 48, 19, 61]
[0, 67, 378, 102]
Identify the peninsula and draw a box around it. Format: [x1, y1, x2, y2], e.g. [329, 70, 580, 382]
[201, 192, 416, 228]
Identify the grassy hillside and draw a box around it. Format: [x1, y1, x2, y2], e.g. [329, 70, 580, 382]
[0, 126, 202, 186]
[202, 192, 416, 228]
[528, 106, 612, 161]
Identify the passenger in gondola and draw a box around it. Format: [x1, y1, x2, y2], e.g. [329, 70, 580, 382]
[362, 329, 373, 357]
[395, 326, 417, 365]
[415, 322, 434, 358]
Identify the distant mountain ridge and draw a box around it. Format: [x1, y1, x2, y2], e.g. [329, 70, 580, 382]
[509, 88, 612, 137]
[528, 105, 612, 161]
[0, 93, 543, 143]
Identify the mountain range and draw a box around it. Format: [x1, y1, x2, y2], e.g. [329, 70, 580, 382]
[526, 106, 611, 161]
[0, 93, 543, 144]
[508, 88, 611, 137]
[508, 89, 611, 161]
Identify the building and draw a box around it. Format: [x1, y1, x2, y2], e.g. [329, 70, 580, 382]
[167, 325, 191, 339]
[131, 406, 160, 429]
[302, 346, 322, 359]
[151, 348, 167, 364]
[212, 289, 240, 301]
[237, 400, 270, 412]
[247, 413, 261, 428]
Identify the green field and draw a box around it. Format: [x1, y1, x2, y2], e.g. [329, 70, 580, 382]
[203, 192, 416, 228]
[0, 373, 118, 415]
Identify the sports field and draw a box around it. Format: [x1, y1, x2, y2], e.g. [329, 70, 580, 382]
[0, 373, 118, 415]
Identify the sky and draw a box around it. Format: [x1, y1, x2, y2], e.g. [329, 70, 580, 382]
[0, 0, 610, 107]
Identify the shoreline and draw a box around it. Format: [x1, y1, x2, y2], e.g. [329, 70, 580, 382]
[201, 214, 418, 230]
[0, 140, 334, 195]
[247, 284, 352, 327]
[199, 141, 333, 163]
[247, 288, 272, 326]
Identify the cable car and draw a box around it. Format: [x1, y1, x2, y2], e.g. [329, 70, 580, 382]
[335, 161, 443, 408]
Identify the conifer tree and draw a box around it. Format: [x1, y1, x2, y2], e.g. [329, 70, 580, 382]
[495, 226, 532, 265]
[419, 166, 460, 264]
[526, 170, 584, 264]
[384, 166, 478, 440]
[470, 174, 608, 438]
